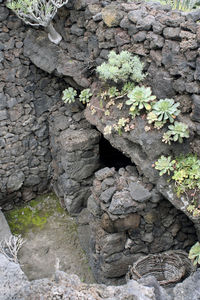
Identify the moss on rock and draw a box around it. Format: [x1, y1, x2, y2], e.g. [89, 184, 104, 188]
[5, 193, 66, 235]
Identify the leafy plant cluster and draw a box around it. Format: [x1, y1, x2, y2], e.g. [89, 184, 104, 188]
[62, 87, 92, 105]
[154, 154, 200, 216]
[96, 50, 145, 83]
[163, 0, 199, 11]
[95, 50, 190, 144]
[189, 242, 200, 266]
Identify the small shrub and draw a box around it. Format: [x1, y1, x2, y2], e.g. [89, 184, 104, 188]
[96, 50, 145, 83]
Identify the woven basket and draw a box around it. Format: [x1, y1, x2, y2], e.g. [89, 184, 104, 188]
[126, 250, 195, 286]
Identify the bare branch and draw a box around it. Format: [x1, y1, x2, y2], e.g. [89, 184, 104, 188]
[0, 235, 26, 263]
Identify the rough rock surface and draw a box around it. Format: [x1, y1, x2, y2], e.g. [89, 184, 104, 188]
[0, 0, 200, 219]
[173, 269, 200, 300]
[0, 254, 28, 300]
[84, 167, 197, 284]
[0, 211, 11, 239]
[1, 250, 200, 300]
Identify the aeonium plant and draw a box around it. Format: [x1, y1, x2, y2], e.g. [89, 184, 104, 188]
[149, 98, 180, 128]
[126, 86, 156, 118]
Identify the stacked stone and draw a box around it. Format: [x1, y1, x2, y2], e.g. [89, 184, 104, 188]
[86, 166, 197, 284]
[0, 5, 65, 208]
[49, 101, 101, 215]
[1, 0, 200, 214]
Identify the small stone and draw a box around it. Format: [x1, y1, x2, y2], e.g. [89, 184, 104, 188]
[7, 171, 25, 192]
[71, 24, 85, 36]
[87, 195, 101, 216]
[101, 213, 114, 233]
[95, 167, 115, 181]
[100, 187, 116, 203]
[162, 215, 174, 227]
[129, 182, 151, 203]
[108, 190, 145, 215]
[100, 232, 126, 255]
[93, 13, 102, 22]
[142, 232, 154, 243]
[0, 110, 7, 121]
[133, 31, 146, 42]
[102, 6, 124, 27]
[144, 212, 158, 224]
[128, 10, 143, 24]
[136, 15, 155, 31]
[163, 27, 181, 40]
[113, 214, 141, 232]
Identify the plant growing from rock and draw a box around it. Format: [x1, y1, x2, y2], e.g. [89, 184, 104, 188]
[155, 154, 200, 214]
[62, 87, 77, 104]
[121, 82, 135, 95]
[172, 154, 200, 197]
[96, 50, 145, 83]
[126, 86, 156, 118]
[107, 87, 120, 98]
[113, 118, 130, 136]
[189, 242, 200, 266]
[62, 87, 92, 105]
[149, 99, 180, 128]
[154, 155, 176, 176]
[6, 0, 68, 44]
[79, 89, 92, 104]
[162, 121, 189, 144]
[163, 0, 199, 11]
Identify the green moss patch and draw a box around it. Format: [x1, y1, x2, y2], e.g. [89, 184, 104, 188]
[5, 193, 66, 235]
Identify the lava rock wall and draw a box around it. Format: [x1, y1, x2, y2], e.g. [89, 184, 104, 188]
[0, 5, 65, 208]
[84, 166, 197, 284]
[0, 0, 200, 214]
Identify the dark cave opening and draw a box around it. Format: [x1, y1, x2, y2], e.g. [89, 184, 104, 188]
[99, 136, 134, 170]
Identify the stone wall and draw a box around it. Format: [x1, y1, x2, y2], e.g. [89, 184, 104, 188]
[0, 6, 66, 208]
[22, 0, 200, 223]
[0, 4, 101, 210]
[49, 100, 100, 215]
[80, 166, 197, 284]
[0, 0, 200, 222]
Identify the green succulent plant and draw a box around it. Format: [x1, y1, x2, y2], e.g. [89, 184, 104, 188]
[62, 87, 77, 104]
[126, 86, 156, 118]
[151, 99, 180, 126]
[147, 112, 158, 124]
[164, 0, 199, 11]
[189, 242, 200, 266]
[79, 89, 92, 104]
[172, 154, 200, 195]
[155, 153, 200, 199]
[96, 50, 145, 83]
[121, 82, 135, 95]
[107, 87, 120, 98]
[154, 155, 176, 176]
[162, 121, 189, 144]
